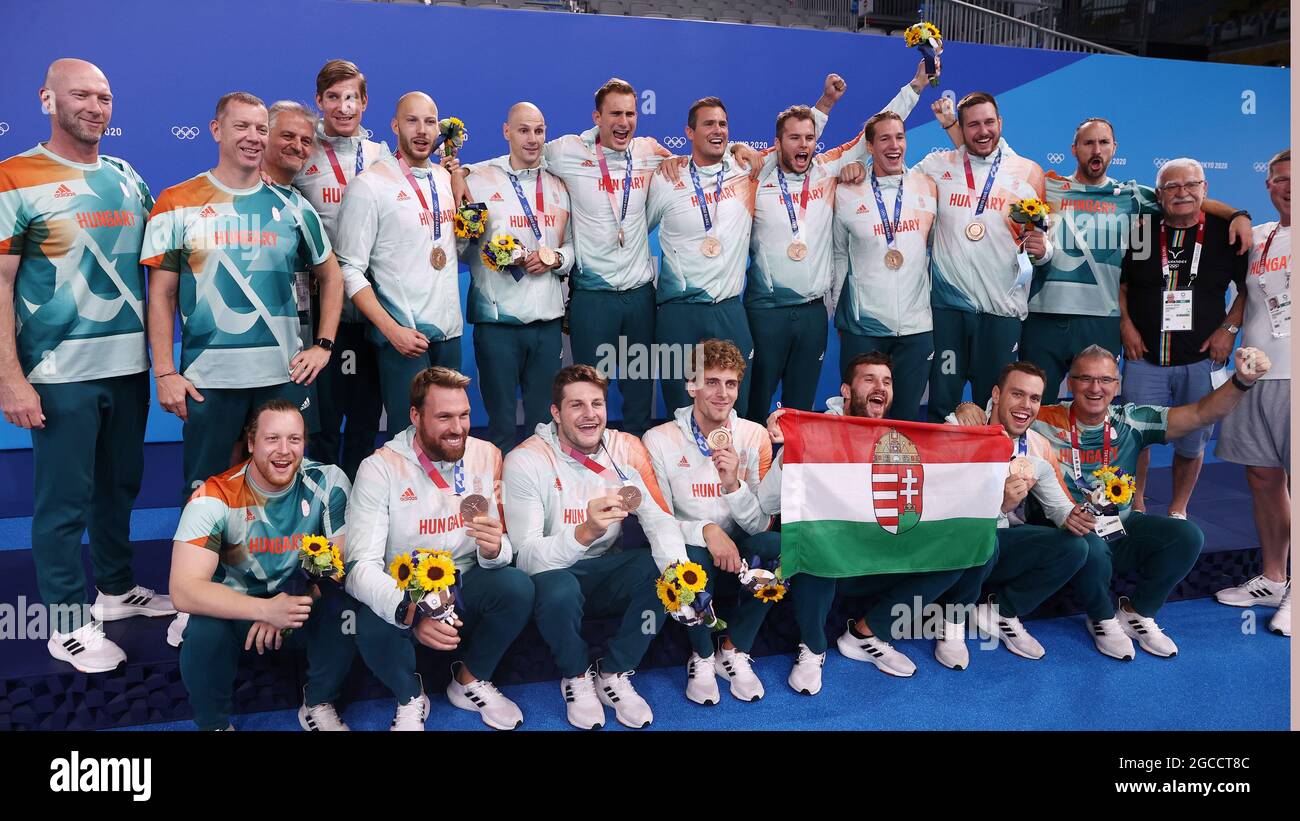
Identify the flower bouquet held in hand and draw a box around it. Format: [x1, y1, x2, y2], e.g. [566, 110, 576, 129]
[656, 561, 726, 629]
[390, 549, 460, 625]
[433, 117, 468, 158]
[738, 556, 789, 603]
[481, 233, 527, 279]
[904, 22, 943, 85]
[280, 535, 345, 635]
[454, 202, 488, 240]
[1082, 468, 1135, 542]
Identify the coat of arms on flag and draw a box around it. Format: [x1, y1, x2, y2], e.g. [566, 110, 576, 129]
[775, 410, 1010, 578]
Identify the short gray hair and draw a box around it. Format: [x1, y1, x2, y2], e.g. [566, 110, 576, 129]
[267, 100, 317, 130]
[1072, 344, 1120, 371]
[1156, 157, 1205, 188]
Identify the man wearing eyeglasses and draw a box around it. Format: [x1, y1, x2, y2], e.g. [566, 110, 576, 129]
[960, 342, 1271, 659]
[1118, 158, 1248, 520]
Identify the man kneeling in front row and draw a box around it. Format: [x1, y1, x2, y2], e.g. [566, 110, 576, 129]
[344, 367, 533, 730]
[169, 400, 355, 731]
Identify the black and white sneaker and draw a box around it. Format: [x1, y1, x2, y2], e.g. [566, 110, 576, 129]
[1269, 589, 1291, 636]
[391, 674, 430, 731]
[560, 666, 605, 730]
[91, 585, 176, 621]
[835, 620, 916, 677]
[48, 620, 127, 673]
[1215, 574, 1289, 608]
[447, 666, 523, 730]
[976, 597, 1045, 660]
[1086, 615, 1135, 660]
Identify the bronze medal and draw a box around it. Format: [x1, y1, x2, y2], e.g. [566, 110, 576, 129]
[617, 485, 642, 512]
[705, 427, 732, 452]
[617, 227, 625, 247]
[1008, 457, 1034, 480]
[538, 245, 558, 268]
[884, 248, 904, 270]
[430, 247, 448, 269]
[787, 240, 808, 261]
[459, 493, 490, 523]
[700, 236, 722, 258]
[965, 222, 985, 242]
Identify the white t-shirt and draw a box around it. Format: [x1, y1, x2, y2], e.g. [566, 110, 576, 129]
[1241, 221, 1291, 380]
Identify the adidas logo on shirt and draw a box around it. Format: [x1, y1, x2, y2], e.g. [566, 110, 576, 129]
[674, 181, 686, 190]
[305, 164, 320, 175]
[245, 509, 255, 522]
[554, 477, 563, 491]
[53, 184, 75, 199]
[397, 191, 410, 201]
[941, 171, 953, 180]
[856, 203, 869, 214]
[198, 205, 219, 218]
[490, 193, 504, 202]
[678, 456, 690, 468]
[581, 160, 596, 168]
[763, 183, 776, 189]
[400, 488, 418, 502]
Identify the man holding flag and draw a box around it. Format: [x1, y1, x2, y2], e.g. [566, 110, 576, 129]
[760, 352, 1001, 695]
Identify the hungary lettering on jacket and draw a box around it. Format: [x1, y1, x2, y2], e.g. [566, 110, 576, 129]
[75, 210, 136, 229]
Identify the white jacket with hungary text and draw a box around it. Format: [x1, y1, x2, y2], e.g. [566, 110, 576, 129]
[343, 425, 512, 626]
[502, 423, 689, 576]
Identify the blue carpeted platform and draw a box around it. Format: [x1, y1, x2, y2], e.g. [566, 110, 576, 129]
[111, 597, 1287, 732]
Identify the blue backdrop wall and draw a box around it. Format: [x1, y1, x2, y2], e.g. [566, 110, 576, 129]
[0, 0, 1289, 451]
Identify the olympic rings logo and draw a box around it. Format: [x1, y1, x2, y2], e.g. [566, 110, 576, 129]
[1153, 157, 1169, 168]
[1046, 152, 1065, 164]
[816, 141, 825, 151]
[663, 136, 687, 149]
[1253, 162, 1268, 173]
[363, 127, 374, 139]
[0, 122, 9, 136]
[172, 126, 200, 140]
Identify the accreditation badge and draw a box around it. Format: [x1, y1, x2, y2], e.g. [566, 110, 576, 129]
[1161, 289, 1193, 332]
[1267, 291, 1292, 338]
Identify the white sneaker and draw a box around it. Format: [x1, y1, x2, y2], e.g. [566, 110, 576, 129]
[685, 652, 720, 706]
[560, 667, 605, 730]
[933, 620, 969, 670]
[976, 600, 1046, 660]
[1117, 598, 1178, 658]
[1087, 616, 1136, 660]
[788, 643, 825, 695]
[48, 620, 126, 673]
[391, 675, 430, 731]
[166, 612, 190, 648]
[91, 585, 176, 621]
[835, 621, 916, 677]
[1269, 588, 1291, 636]
[1167, 511, 1187, 520]
[298, 699, 349, 731]
[446, 669, 523, 730]
[596, 667, 654, 729]
[1215, 574, 1289, 608]
[715, 645, 764, 702]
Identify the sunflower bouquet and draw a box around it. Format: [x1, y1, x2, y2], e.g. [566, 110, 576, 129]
[454, 202, 488, 240]
[738, 557, 789, 604]
[481, 233, 525, 272]
[1010, 198, 1051, 231]
[1091, 468, 1136, 508]
[903, 22, 943, 86]
[279, 535, 346, 634]
[436, 117, 468, 158]
[389, 549, 460, 625]
[655, 561, 726, 629]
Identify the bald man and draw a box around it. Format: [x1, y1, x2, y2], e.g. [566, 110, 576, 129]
[459, 103, 574, 452]
[1, 59, 175, 672]
[334, 92, 464, 437]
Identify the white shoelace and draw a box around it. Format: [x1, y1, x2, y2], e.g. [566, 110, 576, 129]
[308, 702, 344, 728]
[394, 695, 425, 724]
[567, 671, 599, 698]
[467, 679, 505, 702]
[796, 645, 824, 666]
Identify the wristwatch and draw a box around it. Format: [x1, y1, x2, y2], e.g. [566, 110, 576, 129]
[314, 337, 334, 351]
[1220, 322, 1240, 334]
[1229, 209, 1251, 223]
[395, 599, 417, 628]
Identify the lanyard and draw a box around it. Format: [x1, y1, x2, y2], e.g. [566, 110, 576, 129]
[399, 157, 442, 242]
[1014, 434, 1028, 458]
[594, 135, 633, 235]
[321, 140, 364, 187]
[1067, 404, 1112, 483]
[776, 166, 811, 240]
[688, 413, 714, 456]
[963, 148, 1002, 218]
[1257, 224, 1291, 298]
[870, 171, 905, 249]
[506, 169, 545, 243]
[416, 447, 465, 496]
[1159, 214, 1204, 290]
[561, 442, 628, 485]
[689, 160, 725, 239]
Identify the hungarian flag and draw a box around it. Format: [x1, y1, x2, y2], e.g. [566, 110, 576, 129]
[777, 410, 1011, 578]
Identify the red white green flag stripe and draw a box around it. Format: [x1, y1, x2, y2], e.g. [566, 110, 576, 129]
[776, 410, 1011, 578]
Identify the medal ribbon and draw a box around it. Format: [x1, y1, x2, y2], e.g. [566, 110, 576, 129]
[1257, 224, 1290, 299]
[776, 166, 812, 241]
[321, 139, 365, 187]
[1067, 404, 1112, 485]
[963, 148, 1003, 219]
[416, 447, 465, 496]
[870, 171, 905, 250]
[689, 160, 725, 241]
[689, 412, 716, 456]
[399, 157, 442, 242]
[561, 442, 627, 486]
[594, 135, 633, 239]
